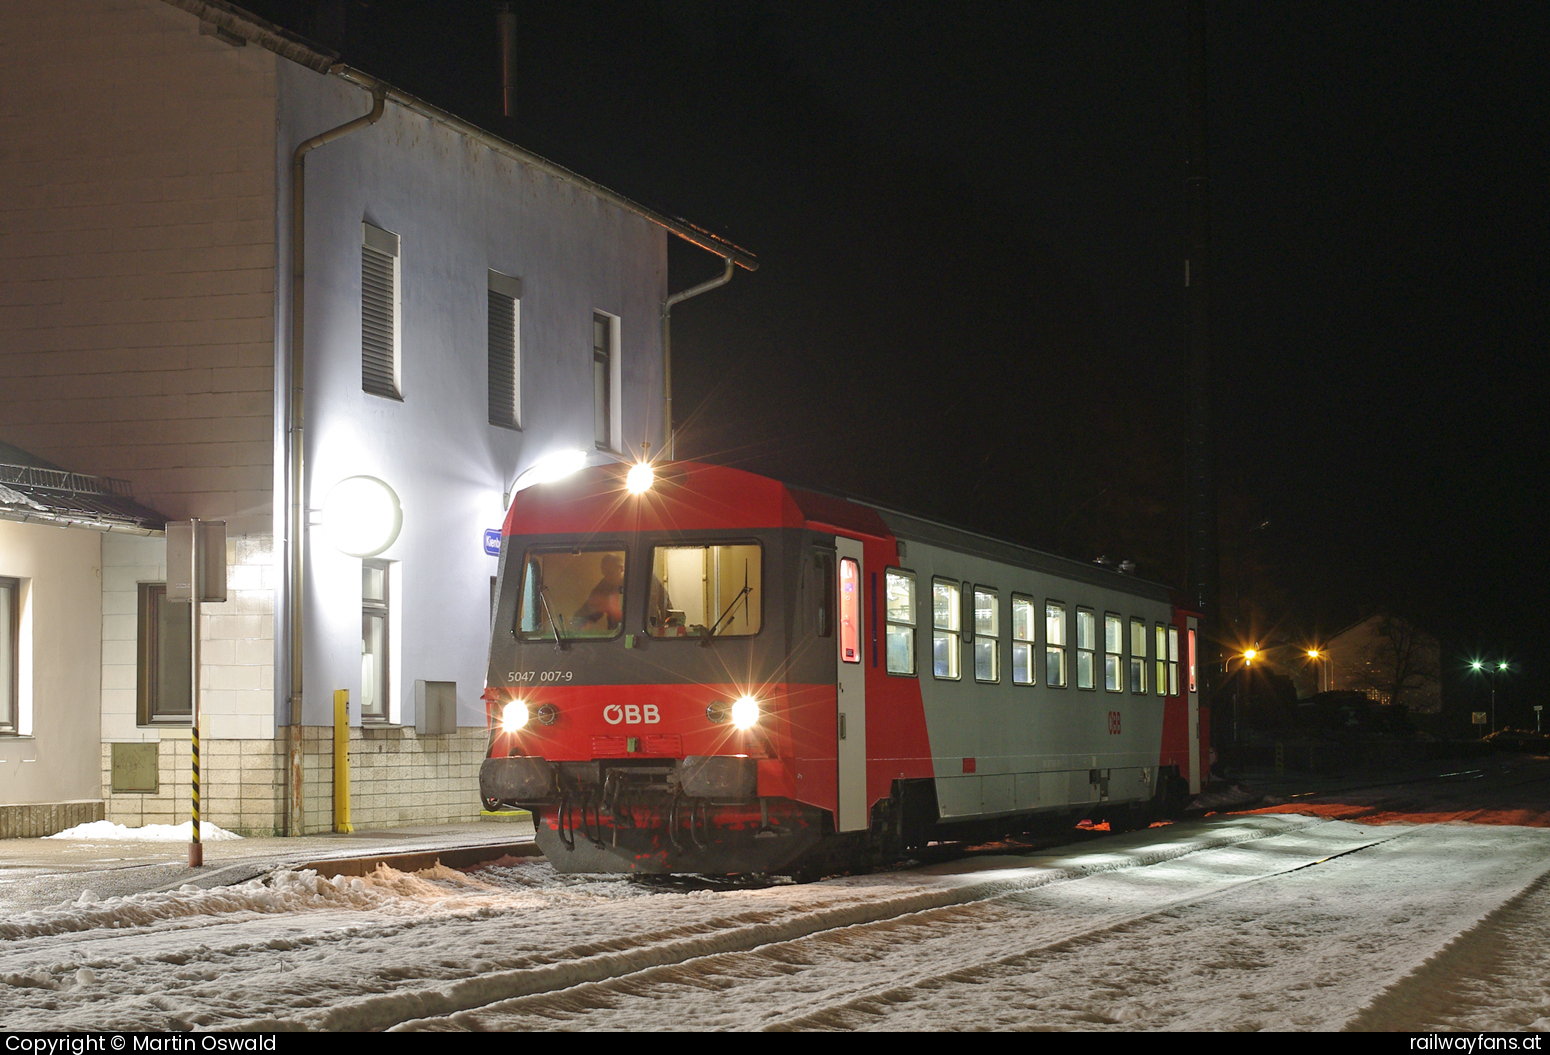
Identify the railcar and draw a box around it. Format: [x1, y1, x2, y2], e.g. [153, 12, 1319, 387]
[480, 461, 1209, 875]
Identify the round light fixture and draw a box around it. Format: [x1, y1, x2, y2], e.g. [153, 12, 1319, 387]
[322, 475, 402, 557]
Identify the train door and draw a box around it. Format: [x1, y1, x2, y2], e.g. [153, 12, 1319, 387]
[1187, 615, 1201, 793]
[835, 537, 868, 831]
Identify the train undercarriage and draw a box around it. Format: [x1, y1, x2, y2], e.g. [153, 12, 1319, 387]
[481, 754, 1192, 877]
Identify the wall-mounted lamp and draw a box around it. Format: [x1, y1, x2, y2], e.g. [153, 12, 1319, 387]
[322, 475, 402, 557]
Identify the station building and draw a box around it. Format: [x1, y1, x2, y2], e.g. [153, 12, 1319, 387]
[0, 0, 752, 836]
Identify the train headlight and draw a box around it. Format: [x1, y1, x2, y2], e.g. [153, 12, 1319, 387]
[501, 700, 530, 732]
[626, 462, 655, 494]
[730, 695, 760, 729]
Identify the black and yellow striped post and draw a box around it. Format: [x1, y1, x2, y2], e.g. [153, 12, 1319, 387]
[189, 718, 202, 867]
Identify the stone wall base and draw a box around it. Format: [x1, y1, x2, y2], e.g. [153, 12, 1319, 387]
[102, 726, 489, 836]
[0, 800, 105, 838]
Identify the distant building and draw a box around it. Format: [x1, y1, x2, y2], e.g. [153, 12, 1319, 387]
[1302, 614, 1442, 713]
[1, 0, 751, 835]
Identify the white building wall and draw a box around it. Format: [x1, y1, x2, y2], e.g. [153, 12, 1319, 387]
[277, 65, 668, 732]
[0, 521, 102, 808]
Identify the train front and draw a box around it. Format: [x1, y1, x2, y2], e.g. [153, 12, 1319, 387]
[480, 461, 829, 874]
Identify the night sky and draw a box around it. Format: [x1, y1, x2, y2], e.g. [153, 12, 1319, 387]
[241, 1, 1547, 707]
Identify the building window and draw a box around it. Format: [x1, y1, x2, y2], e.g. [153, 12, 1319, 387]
[1045, 601, 1067, 688]
[1156, 624, 1168, 696]
[1, 577, 17, 734]
[592, 312, 618, 451]
[362, 560, 390, 720]
[1076, 607, 1096, 690]
[137, 583, 191, 725]
[488, 271, 521, 428]
[884, 569, 916, 675]
[932, 579, 960, 679]
[1130, 617, 1147, 694]
[362, 222, 401, 400]
[973, 588, 999, 683]
[1011, 595, 1035, 685]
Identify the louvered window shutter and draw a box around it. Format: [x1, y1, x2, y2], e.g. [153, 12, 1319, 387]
[362, 224, 400, 399]
[488, 271, 521, 428]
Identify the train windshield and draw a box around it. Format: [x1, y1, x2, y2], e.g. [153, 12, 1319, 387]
[516, 548, 627, 640]
[649, 543, 762, 638]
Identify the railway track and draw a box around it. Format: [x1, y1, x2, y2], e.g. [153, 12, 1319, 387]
[7, 812, 1546, 1031]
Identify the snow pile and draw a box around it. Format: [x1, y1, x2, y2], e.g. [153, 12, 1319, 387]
[0, 863, 517, 941]
[46, 820, 243, 842]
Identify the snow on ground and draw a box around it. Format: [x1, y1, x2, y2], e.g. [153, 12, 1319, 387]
[46, 820, 243, 842]
[3, 814, 1548, 1031]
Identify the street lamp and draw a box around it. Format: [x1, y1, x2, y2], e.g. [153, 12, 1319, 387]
[1468, 658, 1514, 734]
[1306, 647, 1333, 694]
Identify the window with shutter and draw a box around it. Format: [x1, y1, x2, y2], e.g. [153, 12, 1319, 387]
[488, 271, 521, 428]
[362, 223, 401, 400]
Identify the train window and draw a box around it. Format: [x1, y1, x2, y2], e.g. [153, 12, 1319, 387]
[808, 551, 835, 638]
[973, 588, 999, 683]
[1045, 602, 1067, 688]
[1104, 613, 1123, 691]
[932, 580, 960, 679]
[1188, 628, 1197, 693]
[1155, 625, 1168, 696]
[517, 548, 627, 641]
[1011, 595, 1035, 685]
[650, 543, 762, 638]
[839, 558, 861, 663]
[884, 570, 916, 675]
[1168, 626, 1181, 696]
[1130, 617, 1147, 693]
[1076, 608, 1096, 690]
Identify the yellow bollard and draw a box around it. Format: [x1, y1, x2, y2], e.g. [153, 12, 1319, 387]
[333, 689, 353, 833]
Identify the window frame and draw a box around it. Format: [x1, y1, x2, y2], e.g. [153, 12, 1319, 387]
[1011, 594, 1036, 686]
[136, 582, 192, 726]
[0, 576, 18, 735]
[1076, 606, 1097, 690]
[1130, 616, 1148, 694]
[361, 559, 391, 722]
[1155, 623, 1168, 697]
[361, 222, 402, 401]
[884, 568, 917, 677]
[487, 271, 522, 429]
[931, 578, 961, 680]
[647, 540, 765, 641]
[1045, 600, 1067, 688]
[973, 586, 999, 684]
[1104, 612, 1123, 692]
[592, 311, 620, 452]
[1168, 625, 1181, 697]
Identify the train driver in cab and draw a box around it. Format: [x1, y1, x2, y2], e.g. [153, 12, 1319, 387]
[572, 552, 625, 633]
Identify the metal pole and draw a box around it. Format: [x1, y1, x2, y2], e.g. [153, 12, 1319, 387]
[189, 518, 203, 868]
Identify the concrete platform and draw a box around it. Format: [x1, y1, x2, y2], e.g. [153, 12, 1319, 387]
[0, 815, 540, 912]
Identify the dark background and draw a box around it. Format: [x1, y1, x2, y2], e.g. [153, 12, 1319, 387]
[241, 1, 1547, 720]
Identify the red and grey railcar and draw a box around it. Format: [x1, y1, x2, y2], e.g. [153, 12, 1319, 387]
[480, 461, 1208, 874]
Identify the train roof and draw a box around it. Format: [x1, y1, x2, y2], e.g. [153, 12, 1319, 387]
[505, 461, 1172, 603]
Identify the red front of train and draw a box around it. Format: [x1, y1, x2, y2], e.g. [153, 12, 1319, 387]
[480, 461, 931, 874]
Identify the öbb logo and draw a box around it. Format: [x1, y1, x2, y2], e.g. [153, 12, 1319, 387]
[603, 704, 660, 725]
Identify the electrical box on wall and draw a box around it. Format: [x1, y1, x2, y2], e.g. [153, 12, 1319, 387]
[415, 680, 456, 736]
[166, 520, 227, 603]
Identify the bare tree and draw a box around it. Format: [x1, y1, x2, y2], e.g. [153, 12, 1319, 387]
[1349, 614, 1442, 712]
